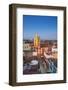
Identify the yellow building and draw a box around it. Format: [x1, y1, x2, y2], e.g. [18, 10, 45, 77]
[34, 33, 40, 48]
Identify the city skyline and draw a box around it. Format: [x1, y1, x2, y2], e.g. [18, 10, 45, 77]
[23, 15, 57, 40]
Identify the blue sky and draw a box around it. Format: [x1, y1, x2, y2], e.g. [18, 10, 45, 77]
[23, 15, 57, 40]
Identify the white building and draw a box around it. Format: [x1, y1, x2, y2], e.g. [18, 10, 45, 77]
[52, 48, 57, 53]
[23, 43, 31, 51]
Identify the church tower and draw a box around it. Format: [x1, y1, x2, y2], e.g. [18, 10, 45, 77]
[34, 33, 40, 48]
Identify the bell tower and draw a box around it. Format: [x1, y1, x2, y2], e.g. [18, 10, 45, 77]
[34, 33, 40, 48]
